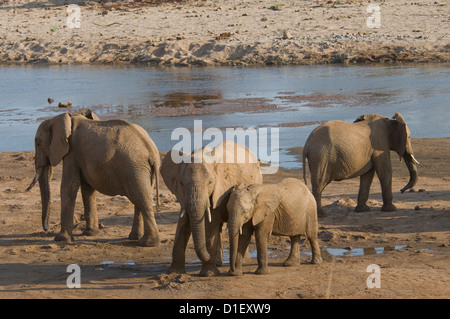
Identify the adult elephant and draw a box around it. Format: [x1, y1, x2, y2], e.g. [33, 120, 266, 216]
[161, 141, 263, 277]
[26, 109, 161, 246]
[302, 112, 419, 216]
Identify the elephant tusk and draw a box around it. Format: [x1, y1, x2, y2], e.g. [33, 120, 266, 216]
[25, 167, 43, 192]
[411, 154, 420, 165]
[180, 208, 185, 218]
[239, 226, 243, 235]
[206, 206, 212, 223]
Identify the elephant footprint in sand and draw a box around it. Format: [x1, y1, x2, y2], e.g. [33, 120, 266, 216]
[26, 109, 161, 247]
[227, 178, 322, 276]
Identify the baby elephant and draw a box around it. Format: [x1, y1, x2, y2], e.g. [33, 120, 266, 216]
[227, 178, 322, 276]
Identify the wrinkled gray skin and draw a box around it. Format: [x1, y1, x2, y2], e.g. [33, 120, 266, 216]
[26, 109, 161, 246]
[302, 112, 419, 217]
[227, 178, 322, 276]
[161, 141, 262, 277]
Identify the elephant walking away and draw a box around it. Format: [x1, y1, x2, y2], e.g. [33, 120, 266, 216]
[227, 178, 322, 276]
[161, 140, 263, 277]
[302, 112, 419, 216]
[26, 109, 161, 247]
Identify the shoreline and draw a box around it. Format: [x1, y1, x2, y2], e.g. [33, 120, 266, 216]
[1, 0, 449, 66]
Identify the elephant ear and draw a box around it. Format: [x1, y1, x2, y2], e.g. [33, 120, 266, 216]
[252, 190, 280, 226]
[353, 114, 367, 123]
[235, 183, 247, 191]
[211, 141, 261, 209]
[210, 164, 243, 209]
[391, 112, 408, 157]
[160, 151, 186, 206]
[71, 108, 100, 121]
[49, 113, 72, 167]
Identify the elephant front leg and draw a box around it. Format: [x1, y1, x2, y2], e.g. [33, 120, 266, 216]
[168, 210, 191, 274]
[55, 163, 80, 242]
[254, 225, 271, 275]
[80, 181, 100, 236]
[199, 217, 222, 277]
[374, 154, 397, 212]
[229, 225, 253, 276]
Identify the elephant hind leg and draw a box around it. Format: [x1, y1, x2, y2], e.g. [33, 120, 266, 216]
[284, 235, 301, 267]
[136, 203, 160, 247]
[128, 207, 144, 240]
[127, 178, 160, 247]
[306, 234, 322, 264]
[81, 181, 100, 236]
[355, 168, 375, 212]
[55, 162, 80, 242]
[311, 174, 331, 218]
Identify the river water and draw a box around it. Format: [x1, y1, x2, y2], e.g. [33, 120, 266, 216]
[0, 64, 448, 169]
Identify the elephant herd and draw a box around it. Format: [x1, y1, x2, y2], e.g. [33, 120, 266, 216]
[26, 109, 418, 277]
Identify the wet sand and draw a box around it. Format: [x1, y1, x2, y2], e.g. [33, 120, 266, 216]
[0, 0, 449, 65]
[0, 137, 448, 299]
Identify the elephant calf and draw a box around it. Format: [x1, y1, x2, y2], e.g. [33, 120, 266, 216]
[227, 178, 322, 276]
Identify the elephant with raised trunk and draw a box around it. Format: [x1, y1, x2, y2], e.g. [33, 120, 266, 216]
[26, 109, 161, 246]
[161, 141, 262, 277]
[302, 112, 419, 216]
[227, 178, 322, 276]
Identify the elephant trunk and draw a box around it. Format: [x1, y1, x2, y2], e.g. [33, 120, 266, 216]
[228, 224, 240, 274]
[39, 165, 53, 231]
[400, 153, 419, 193]
[26, 162, 53, 231]
[187, 194, 211, 263]
[228, 211, 244, 275]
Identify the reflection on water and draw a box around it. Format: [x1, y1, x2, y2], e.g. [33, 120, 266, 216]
[187, 244, 445, 266]
[152, 92, 222, 108]
[319, 245, 406, 257]
[0, 64, 449, 170]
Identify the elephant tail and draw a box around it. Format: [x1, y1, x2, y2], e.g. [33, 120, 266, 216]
[150, 159, 161, 211]
[155, 168, 161, 210]
[302, 147, 308, 185]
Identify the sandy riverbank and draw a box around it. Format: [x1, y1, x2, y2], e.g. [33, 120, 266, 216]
[0, 0, 449, 65]
[0, 137, 448, 298]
